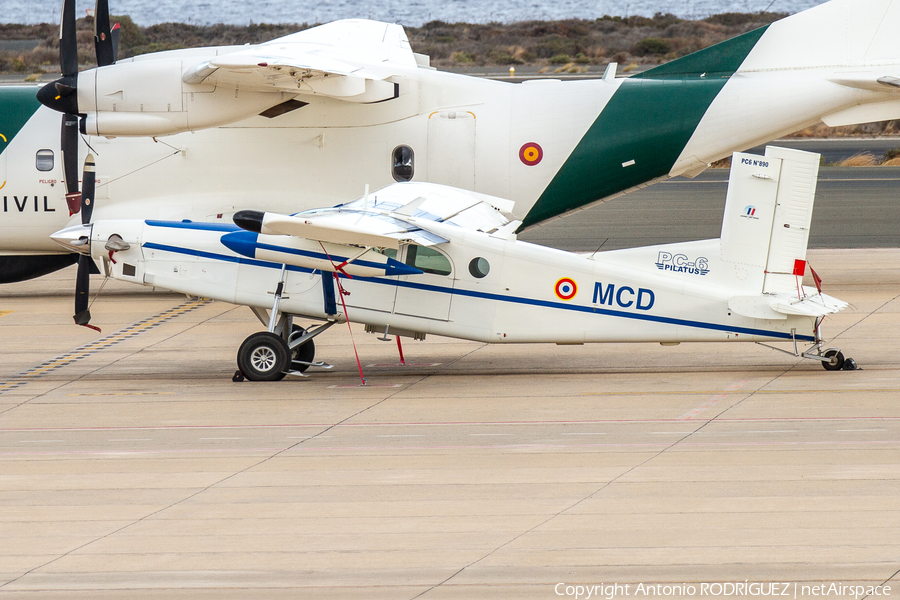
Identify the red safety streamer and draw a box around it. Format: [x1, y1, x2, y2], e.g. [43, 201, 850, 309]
[809, 264, 823, 294]
[319, 242, 366, 385]
[333, 273, 366, 386]
[396, 334, 406, 366]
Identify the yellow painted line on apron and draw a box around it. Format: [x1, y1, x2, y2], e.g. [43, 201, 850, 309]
[0, 299, 210, 395]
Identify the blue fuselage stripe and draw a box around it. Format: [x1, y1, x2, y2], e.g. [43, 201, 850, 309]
[140, 242, 814, 342]
[146, 220, 241, 232]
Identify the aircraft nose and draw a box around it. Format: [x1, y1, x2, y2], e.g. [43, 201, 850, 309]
[50, 224, 93, 255]
[36, 74, 79, 115]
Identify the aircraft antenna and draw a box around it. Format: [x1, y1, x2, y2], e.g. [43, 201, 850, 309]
[749, 0, 782, 30]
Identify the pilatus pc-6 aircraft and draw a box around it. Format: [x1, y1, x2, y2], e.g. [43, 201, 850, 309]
[4, 0, 900, 308]
[52, 147, 854, 380]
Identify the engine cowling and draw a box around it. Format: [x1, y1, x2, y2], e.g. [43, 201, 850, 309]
[76, 53, 289, 137]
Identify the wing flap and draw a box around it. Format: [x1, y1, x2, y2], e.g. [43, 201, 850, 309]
[186, 19, 415, 101]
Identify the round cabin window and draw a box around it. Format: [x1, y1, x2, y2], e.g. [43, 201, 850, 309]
[468, 257, 490, 279]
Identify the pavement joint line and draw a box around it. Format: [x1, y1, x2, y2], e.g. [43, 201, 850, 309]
[829, 290, 900, 344]
[0, 358, 421, 591]
[678, 379, 750, 420]
[1, 415, 897, 433]
[0, 299, 210, 396]
[411, 410, 712, 598]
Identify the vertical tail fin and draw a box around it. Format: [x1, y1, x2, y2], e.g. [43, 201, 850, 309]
[720, 146, 820, 295]
[761, 147, 820, 294]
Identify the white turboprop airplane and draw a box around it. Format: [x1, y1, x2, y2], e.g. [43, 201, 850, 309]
[51, 147, 855, 380]
[5, 0, 900, 311]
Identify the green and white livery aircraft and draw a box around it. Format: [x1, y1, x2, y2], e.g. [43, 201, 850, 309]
[2, 0, 900, 286]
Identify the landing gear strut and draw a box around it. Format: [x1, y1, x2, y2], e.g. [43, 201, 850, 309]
[758, 336, 858, 371]
[234, 265, 335, 382]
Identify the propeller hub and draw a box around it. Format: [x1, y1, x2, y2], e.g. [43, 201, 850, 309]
[50, 224, 93, 255]
[37, 74, 79, 115]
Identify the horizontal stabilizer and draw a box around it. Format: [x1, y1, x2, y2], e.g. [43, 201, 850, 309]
[770, 293, 848, 317]
[729, 292, 848, 320]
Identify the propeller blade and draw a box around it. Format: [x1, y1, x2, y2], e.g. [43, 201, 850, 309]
[94, 0, 116, 67]
[59, 0, 78, 77]
[62, 113, 81, 215]
[81, 154, 96, 224]
[111, 23, 120, 63]
[74, 255, 93, 327]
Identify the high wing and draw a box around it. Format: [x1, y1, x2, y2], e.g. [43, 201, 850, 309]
[222, 182, 520, 276]
[183, 20, 419, 102]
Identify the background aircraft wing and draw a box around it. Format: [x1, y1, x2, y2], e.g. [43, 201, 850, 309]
[184, 20, 417, 102]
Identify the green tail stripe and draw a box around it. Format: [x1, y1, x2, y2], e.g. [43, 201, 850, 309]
[0, 87, 42, 155]
[521, 26, 770, 229]
[634, 26, 769, 79]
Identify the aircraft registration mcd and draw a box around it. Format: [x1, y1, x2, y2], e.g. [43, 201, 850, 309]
[51, 147, 855, 380]
[3, 0, 900, 285]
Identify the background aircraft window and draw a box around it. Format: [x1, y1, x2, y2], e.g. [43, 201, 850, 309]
[36, 149, 54, 172]
[468, 257, 490, 278]
[405, 245, 451, 276]
[392, 145, 414, 182]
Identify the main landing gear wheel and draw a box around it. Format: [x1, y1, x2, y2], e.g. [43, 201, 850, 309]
[289, 325, 316, 373]
[822, 349, 845, 371]
[237, 332, 290, 381]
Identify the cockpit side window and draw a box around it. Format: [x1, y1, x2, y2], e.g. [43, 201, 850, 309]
[405, 245, 452, 276]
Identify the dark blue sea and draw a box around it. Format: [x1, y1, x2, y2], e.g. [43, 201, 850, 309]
[0, 0, 831, 27]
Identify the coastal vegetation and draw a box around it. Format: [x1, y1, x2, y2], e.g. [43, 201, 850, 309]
[0, 12, 792, 74]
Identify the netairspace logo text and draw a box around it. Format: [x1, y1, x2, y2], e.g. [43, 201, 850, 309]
[554, 582, 892, 599]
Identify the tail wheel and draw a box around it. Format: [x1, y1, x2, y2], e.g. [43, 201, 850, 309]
[238, 332, 290, 381]
[289, 325, 316, 373]
[822, 349, 845, 371]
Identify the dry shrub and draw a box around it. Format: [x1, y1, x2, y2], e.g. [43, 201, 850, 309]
[882, 157, 900, 166]
[836, 153, 879, 167]
[789, 120, 900, 138]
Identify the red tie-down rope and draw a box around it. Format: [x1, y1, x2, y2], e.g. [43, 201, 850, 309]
[319, 242, 366, 386]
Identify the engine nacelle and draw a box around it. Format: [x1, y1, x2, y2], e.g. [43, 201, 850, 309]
[77, 56, 289, 137]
